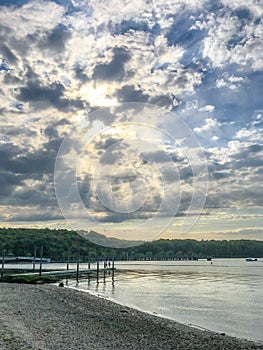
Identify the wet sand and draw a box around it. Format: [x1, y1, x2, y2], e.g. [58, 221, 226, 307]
[0, 283, 262, 350]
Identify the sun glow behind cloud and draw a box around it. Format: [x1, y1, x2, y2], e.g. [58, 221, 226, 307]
[0, 0, 262, 242]
[79, 83, 118, 107]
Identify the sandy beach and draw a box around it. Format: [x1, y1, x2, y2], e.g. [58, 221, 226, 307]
[0, 283, 262, 350]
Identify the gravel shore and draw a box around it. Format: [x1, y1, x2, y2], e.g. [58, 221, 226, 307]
[0, 283, 262, 350]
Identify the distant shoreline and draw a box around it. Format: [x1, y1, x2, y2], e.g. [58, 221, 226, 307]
[0, 283, 262, 350]
[1, 227, 263, 262]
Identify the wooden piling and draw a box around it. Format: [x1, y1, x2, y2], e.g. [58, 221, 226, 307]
[76, 246, 80, 282]
[32, 246, 37, 273]
[39, 245, 43, 276]
[67, 247, 70, 271]
[96, 259, 99, 283]
[1, 249, 6, 278]
[103, 260, 106, 283]
[112, 256, 115, 283]
[88, 250, 90, 270]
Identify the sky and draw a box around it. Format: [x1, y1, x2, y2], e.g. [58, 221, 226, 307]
[0, 0, 262, 246]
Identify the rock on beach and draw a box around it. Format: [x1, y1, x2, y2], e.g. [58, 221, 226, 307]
[0, 283, 262, 350]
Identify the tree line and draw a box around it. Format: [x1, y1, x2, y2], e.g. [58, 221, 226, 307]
[0, 228, 262, 261]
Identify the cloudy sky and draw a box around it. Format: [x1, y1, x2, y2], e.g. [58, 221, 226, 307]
[0, 0, 262, 244]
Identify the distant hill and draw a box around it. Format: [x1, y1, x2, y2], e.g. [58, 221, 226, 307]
[78, 230, 143, 248]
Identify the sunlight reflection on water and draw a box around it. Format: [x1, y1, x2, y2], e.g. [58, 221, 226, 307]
[67, 259, 263, 342]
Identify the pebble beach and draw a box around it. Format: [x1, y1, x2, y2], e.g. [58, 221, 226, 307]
[0, 283, 262, 350]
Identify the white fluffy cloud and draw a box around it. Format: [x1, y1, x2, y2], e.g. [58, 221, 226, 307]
[0, 0, 262, 240]
[203, 4, 263, 70]
[0, 1, 65, 38]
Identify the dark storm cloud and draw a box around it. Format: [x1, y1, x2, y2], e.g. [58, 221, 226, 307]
[74, 64, 88, 83]
[166, 14, 205, 49]
[0, 143, 19, 165]
[140, 150, 172, 163]
[40, 24, 71, 53]
[98, 211, 152, 223]
[100, 149, 123, 164]
[254, 167, 263, 176]
[92, 47, 131, 81]
[0, 44, 18, 64]
[149, 94, 174, 108]
[1, 125, 37, 138]
[11, 171, 58, 208]
[208, 148, 263, 181]
[9, 211, 63, 222]
[116, 85, 149, 103]
[231, 144, 263, 159]
[0, 27, 29, 59]
[0, 171, 22, 197]
[110, 172, 137, 182]
[158, 166, 178, 183]
[227, 8, 255, 49]
[227, 144, 263, 169]
[0, 140, 60, 208]
[232, 6, 253, 21]
[0, 143, 61, 208]
[225, 187, 263, 207]
[44, 137, 63, 153]
[232, 157, 263, 169]
[17, 80, 84, 111]
[3, 72, 21, 84]
[44, 125, 59, 139]
[14, 188, 49, 204]
[112, 18, 149, 35]
[210, 171, 231, 180]
[78, 175, 91, 208]
[54, 117, 71, 126]
[2, 151, 53, 175]
[88, 107, 116, 124]
[23, 64, 39, 81]
[173, 73, 193, 90]
[94, 136, 123, 150]
[179, 166, 194, 181]
[0, 135, 62, 177]
[169, 152, 185, 164]
[206, 160, 231, 180]
[18, 81, 63, 103]
[13, 64, 83, 111]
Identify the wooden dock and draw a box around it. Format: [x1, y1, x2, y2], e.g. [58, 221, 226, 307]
[39, 267, 115, 279]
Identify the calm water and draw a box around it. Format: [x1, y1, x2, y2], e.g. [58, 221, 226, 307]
[65, 259, 263, 342]
[6, 259, 263, 342]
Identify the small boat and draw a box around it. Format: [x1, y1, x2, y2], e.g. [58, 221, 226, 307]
[245, 257, 257, 262]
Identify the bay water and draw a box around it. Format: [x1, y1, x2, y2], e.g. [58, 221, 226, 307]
[67, 259, 263, 342]
[6, 258, 262, 341]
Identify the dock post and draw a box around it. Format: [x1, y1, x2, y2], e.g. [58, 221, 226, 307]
[39, 245, 43, 276]
[33, 246, 37, 273]
[67, 247, 70, 271]
[1, 249, 6, 278]
[112, 256, 115, 283]
[103, 257, 107, 282]
[76, 246, 80, 283]
[88, 250, 90, 270]
[96, 259, 99, 283]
